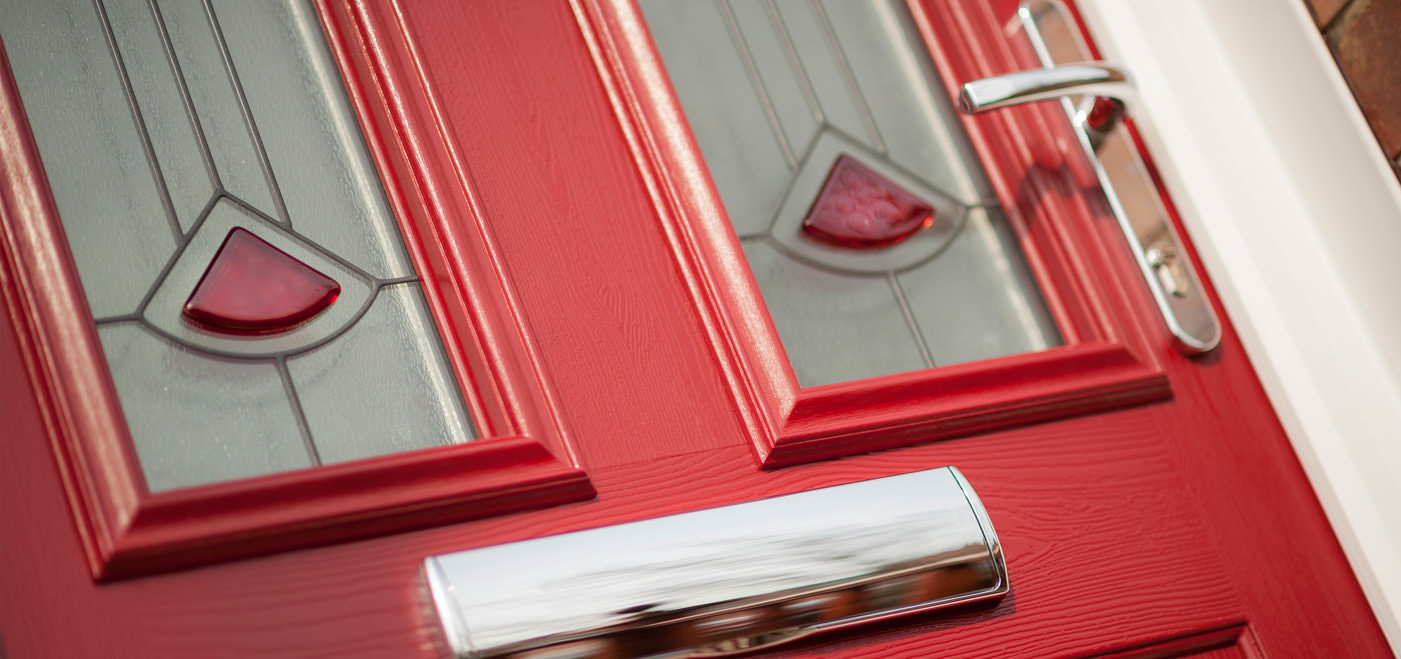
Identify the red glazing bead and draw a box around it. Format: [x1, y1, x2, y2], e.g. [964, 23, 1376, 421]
[182, 227, 340, 335]
[802, 155, 934, 249]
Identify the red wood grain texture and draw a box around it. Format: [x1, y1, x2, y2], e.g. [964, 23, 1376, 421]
[0, 0, 1390, 657]
[1076, 624, 1253, 658]
[0, 0, 598, 579]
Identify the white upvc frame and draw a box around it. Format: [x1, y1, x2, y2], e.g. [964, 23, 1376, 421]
[1075, 0, 1401, 651]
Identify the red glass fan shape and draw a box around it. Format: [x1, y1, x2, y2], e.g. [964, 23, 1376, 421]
[802, 155, 935, 249]
[183, 228, 340, 335]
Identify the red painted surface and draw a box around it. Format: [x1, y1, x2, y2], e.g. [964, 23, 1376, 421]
[183, 228, 341, 335]
[0, 1, 1389, 658]
[801, 155, 934, 249]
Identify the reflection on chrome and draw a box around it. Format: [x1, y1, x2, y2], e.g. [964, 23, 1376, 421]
[956, 0, 1221, 355]
[423, 467, 1007, 658]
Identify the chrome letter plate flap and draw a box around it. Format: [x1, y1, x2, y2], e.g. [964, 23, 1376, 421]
[423, 467, 1007, 658]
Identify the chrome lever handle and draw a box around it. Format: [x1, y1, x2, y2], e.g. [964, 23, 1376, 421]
[957, 62, 1132, 114]
[958, 44, 1220, 355]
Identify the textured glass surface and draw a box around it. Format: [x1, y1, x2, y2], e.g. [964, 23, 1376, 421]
[289, 284, 471, 464]
[210, 0, 413, 280]
[642, 0, 1061, 386]
[104, 0, 215, 233]
[744, 243, 927, 385]
[153, 0, 283, 224]
[818, 0, 995, 204]
[899, 208, 1057, 364]
[99, 324, 311, 492]
[0, 0, 475, 491]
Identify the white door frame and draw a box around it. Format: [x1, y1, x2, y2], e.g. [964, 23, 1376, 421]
[1074, 0, 1401, 651]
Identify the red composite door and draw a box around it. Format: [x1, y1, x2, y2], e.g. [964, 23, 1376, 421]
[0, 0, 1390, 657]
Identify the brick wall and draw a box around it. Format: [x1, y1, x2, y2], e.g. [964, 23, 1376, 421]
[1306, 0, 1401, 177]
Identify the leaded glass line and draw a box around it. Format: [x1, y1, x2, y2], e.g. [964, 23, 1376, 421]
[198, 0, 293, 227]
[887, 271, 936, 369]
[718, 0, 797, 169]
[146, 0, 222, 203]
[276, 355, 321, 465]
[92, 0, 183, 243]
[808, 0, 887, 155]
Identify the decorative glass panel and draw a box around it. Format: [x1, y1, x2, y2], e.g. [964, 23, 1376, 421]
[641, 0, 1061, 386]
[0, 0, 474, 491]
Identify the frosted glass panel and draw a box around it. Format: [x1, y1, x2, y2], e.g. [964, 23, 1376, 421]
[98, 324, 310, 492]
[104, 0, 215, 233]
[898, 208, 1057, 364]
[155, 0, 283, 224]
[0, 0, 475, 490]
[744, 242, 929, 384]
[211, 0, 413, 279]
[289, 284, 472, 464]
[642, 0, 1061, 386]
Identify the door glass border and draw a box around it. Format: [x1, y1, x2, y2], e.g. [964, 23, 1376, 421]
[574, 0, 1172, 467]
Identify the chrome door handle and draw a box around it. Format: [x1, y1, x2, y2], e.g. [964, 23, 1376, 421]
[957, 0, 1221, 355]
[958, 62, 1132, 114]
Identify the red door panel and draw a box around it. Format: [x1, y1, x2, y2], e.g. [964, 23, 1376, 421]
[0, 0, 1388, 658]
